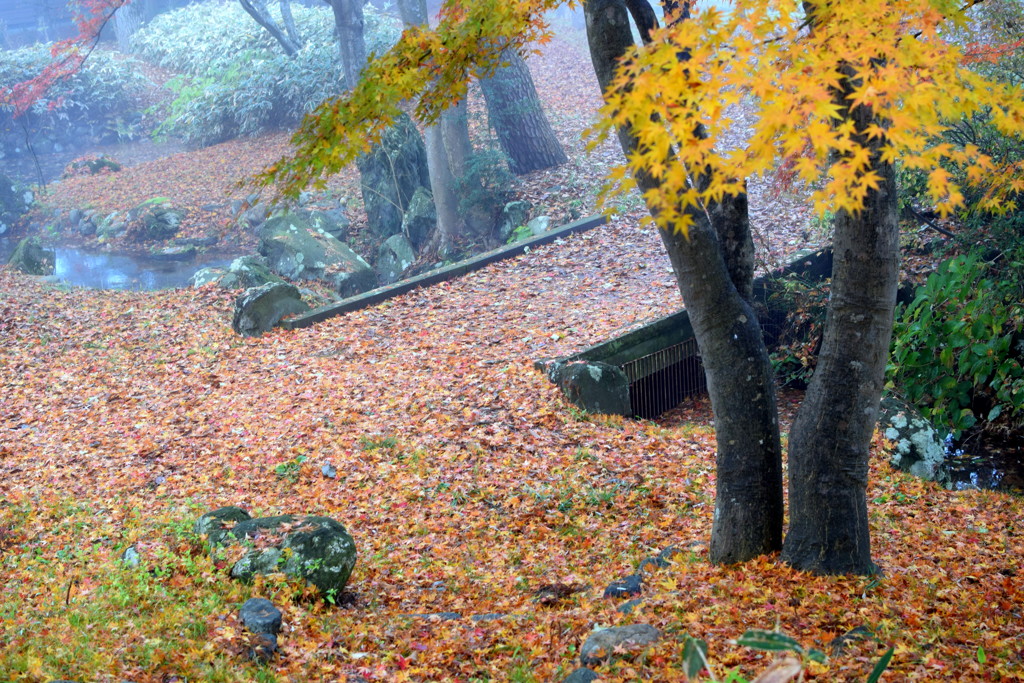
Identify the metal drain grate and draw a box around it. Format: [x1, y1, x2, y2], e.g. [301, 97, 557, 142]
[620, 337, 706, 419]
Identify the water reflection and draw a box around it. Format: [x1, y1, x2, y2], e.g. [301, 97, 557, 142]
[2, 239, 234, 291]
[52, 248, 233, 290]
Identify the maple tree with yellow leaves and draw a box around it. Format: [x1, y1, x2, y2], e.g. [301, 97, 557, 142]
[260, 0, 1024, 575]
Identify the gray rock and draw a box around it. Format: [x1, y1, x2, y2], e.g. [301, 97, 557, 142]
[129, 200, 184, 241]
[321, 463, 338, 479]
[377, 233, 417, 285]
[603, 573, 642, 599]
[402, 612, 462, 621]
[174, 235, 219, 248]
[192, 256, 284, 290]
[241, 202, 270, 229]
[228, 256, 284, 288]
[191, 267, 229, 288]
[304, 209, 351, 241]
[149, 244, 196, 261]
[498, 200, 531, 242]
[357, 112, 429, 239]
[231, 282, 310, 337]
[329, 267, 377, 298]
[399, 186, 436, 249]
[879, 395, 949, 483]
[239, 598, 283, 635]
[579, 624, 661, 667]
[220, 515, 357, 598]
[96, 212, 127, 240]
[469, 613, 506, 622]
[120, 546, 141, 568]
[639, 545, 683, 572]
[7, 237, 55, 276]
[562, 668, 600, 683]
[527, 215, 551, 236]
[258, 214, 374, 296]
[195, 506, 253, 547]
[548, 360, 632, 417]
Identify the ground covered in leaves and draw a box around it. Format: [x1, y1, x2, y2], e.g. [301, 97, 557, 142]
[2, 219, 1022, 681]
[2, 27, 1021, 683]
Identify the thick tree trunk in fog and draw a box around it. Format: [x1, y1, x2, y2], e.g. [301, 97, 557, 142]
[327, 0, 367, 90]
[114, 0, 144, 52]
[479, 48, 568, 175]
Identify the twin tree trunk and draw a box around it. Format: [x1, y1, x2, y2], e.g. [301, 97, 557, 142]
[479, 48, 568, 175]
[585, 0, 899, 574]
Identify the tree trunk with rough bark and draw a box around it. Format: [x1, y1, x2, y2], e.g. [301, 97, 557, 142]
[585, 0, 784, 564]
[114, 0, 144, 53]
[781, 64, 899, 576]
[328, 0, 367, 91]
[279, 0, 303, 50]
[479, 47, 568, 175]
[441, 100, 472, 178]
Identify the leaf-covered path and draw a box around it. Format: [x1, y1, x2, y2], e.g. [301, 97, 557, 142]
[2, 212, 1022, 680]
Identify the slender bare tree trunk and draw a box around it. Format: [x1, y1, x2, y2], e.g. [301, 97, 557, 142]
[279, 0, 303, 50]
[397, 0, 466, 253]
[239, 0, 302, 56]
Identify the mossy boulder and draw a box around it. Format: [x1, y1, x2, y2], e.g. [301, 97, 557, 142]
[377, 234, 417, 285]
[191, 255, 283, 289]
[879, 395, 949, 484]
[356, 112, 429, 238]
[7, 236, 55, 276]
[231, 282, 309, 337]
[130, 200, 184, 241]
[258, 214, 374, 297]
[196, 508, 357, 598]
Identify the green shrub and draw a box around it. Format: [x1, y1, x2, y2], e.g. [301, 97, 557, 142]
[0, 46, 148, 155]
[888, 251, 1024, 437]
[133, 0, 400, 146]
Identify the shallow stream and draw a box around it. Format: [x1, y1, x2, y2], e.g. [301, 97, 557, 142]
[1, 239, 233, 290]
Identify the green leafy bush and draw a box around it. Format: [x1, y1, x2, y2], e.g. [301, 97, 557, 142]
[133, 0, 400, 146]
[888, 251, 1024, 437]
[0, 46, 148, 157]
